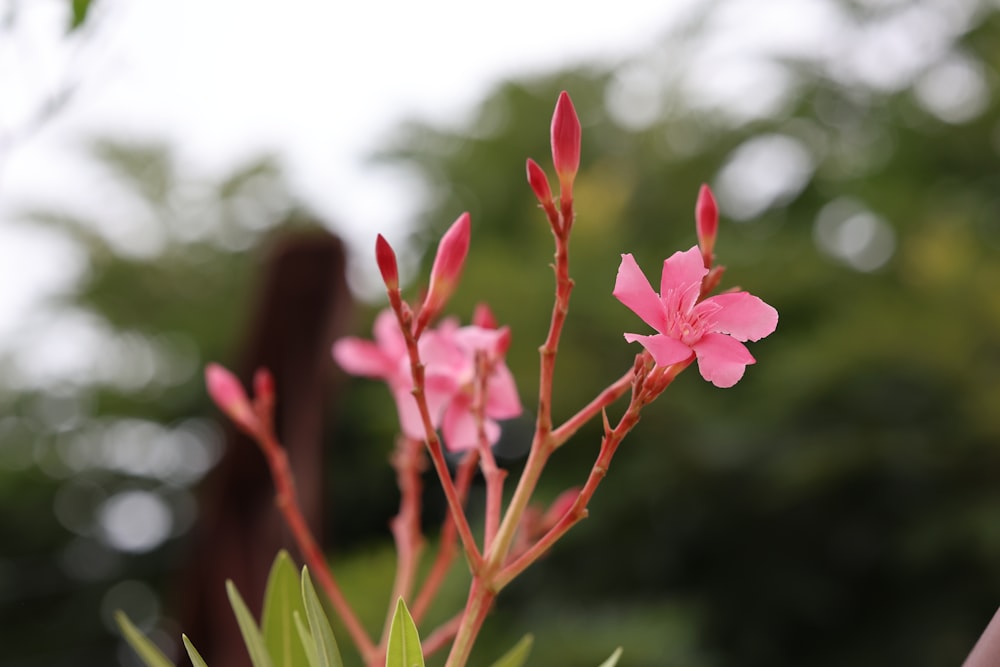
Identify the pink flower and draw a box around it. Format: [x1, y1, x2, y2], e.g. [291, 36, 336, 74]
[332, 309, 522, 451]
[613, 247, 778, 388]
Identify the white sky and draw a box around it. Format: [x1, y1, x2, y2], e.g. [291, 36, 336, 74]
[0, 0, 693, 357]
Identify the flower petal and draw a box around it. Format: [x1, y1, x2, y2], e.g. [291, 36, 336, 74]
[660, 247, 708, 315]
[614, 254, 667, 332]
[699, 292, 778, 342]
[332, 338, 392, 378]
[373, 309, 407, 359]
[442, 399, 500, 452]
[485, 362, 522, 420]
[391, 384, 427, 440]
[623, 332, 694, 367]
[691, 332, 755, 388]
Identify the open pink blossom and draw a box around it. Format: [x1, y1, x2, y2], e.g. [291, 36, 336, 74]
[332, 309, 521, 451]
[613, 246, 778, 388]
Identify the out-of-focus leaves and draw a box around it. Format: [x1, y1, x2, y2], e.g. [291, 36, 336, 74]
[182, 635, 210, 667]
[385, 598, 423, 667]
[301, 568, 344, 667]
[69, 0, 92, 32]
[262, 551, 310, 667]
[488, 634, 533, 667]
[115, 611, 176, 667]
[226, 580, 275, 667]
[597, 648, 623, 667]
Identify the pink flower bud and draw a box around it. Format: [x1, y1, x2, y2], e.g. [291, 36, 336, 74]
[696, 184, 718, 267]
[418, 212, 471, 332]
[205, 363, 259, 434]
[550, 91, 581, 198]
[472, 303, 497, 329]
[525, 158, 553, 207]
[253, 367, 275, 404]
[375, 234, 400, 291]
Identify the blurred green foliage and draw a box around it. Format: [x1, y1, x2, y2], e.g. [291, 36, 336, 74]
[4, 0, 1000, 666]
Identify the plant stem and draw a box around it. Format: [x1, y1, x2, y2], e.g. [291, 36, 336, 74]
[486, 205, 575, 571]
[411, 450, 479, 624]
[377, 436, 426, 657]
[257, 429, 377, 663]
[550, 366, 634, 448]
[443, 580, 496, 667]
[393, 307, 483, 572]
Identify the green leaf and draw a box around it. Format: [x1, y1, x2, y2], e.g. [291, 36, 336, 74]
[294, 611, 320, 667]
[69, 0, 92, 31]
[597, 647, 624, 667]
[385, 597, 424, 667]
[262, 551, 310, 667]
[301, 567, 345, 667]
[226, 580, 276, 667]
[114, 611, 176, 667]
[488, 634, 533, 667]
[182, 635, 210, 667]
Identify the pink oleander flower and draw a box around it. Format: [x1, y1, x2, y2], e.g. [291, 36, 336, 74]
[614, 246, 778, 388]
[332, 309, 522, 452]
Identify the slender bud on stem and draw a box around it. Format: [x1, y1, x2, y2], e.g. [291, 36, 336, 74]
[472, 302, 497, 329]
[551, 91, 581, 201]
[696, 184, 718, 268]
[253, 367, 275, 404]
[375, 234, 400, 291]
[417, 212, 471, 335]
[205, 363, 259, 435]
[525, 158, 553, 207]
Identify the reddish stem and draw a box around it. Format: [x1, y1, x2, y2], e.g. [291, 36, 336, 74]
[377, 436, 427, 657]
[412, 450, 479, 624]
[473, 352, 507, 551]
[422, 613, 463, 659]
[494, 359, 691, 590]
[255, 428, 377, 663]
[550, 366, 634, 449]
[485, 201, 574, 572]
[390, 305, 484, 572]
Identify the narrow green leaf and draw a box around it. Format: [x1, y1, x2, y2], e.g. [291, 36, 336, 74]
[488, 634, 533, 667]
[69, 0, 92, 31]
[182, 635, 210, 667]
[114, 611, 176, 667]
[262, 551, 310, 667]
[301, 567, 345, 667]
[597, 647, 624, 667]
[294, 610, 320, 667]
[226, 580, 276, 667]
[385, 597, 424, 667]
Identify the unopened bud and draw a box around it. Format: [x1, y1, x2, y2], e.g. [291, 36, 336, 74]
[696, 184, 718, 268]
[472, 303, 497, 329]
[417, 212, 471, 333]
[375, 234, 400, 291]
[551, 91, 581, 200]
[205, 363, 259, 435]
[253, 367, 275, 404]
[526, 158, 553, 207]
